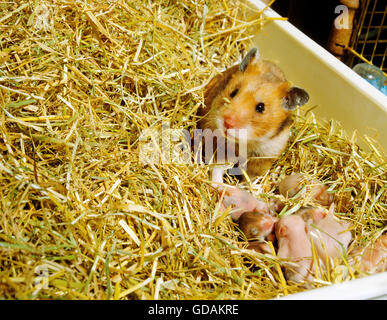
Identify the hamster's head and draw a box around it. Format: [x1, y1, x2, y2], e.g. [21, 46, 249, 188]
[238, 211, 278, 240]
[205, 48, 309, 142]
[276, 214, 308, 239]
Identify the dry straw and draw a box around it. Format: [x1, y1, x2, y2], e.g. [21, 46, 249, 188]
[0, 0, 385, 299]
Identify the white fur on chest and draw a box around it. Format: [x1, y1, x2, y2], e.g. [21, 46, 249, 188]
[248, 128, 290, 157]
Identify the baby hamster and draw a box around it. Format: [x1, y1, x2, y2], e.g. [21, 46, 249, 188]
[356, 234, 387, 274]
[276, 214, 314, 283]
[219, 186, 269, 220]
[197, 48, 309, 182]
[238, 211, 278, 241]
[297, 204, 352, 261]
[274, 205, 351, 284]
[278, 173, 334, 207]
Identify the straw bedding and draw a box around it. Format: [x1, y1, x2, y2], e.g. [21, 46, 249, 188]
[0, 0, 385, 299]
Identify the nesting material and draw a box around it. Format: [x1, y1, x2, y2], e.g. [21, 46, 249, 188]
[0, 0, 385, 300]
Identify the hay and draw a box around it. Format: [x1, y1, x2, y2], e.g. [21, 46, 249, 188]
[0, 0, 385, 300]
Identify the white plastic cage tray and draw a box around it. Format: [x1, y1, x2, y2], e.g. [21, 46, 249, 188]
[248, 0, 387, 300]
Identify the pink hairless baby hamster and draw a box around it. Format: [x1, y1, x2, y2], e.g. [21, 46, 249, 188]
[297, 204, 352, 261]
[356, 234, 387, 274]
[275, 205, 352, 284]
[276, 214, 314, 283]
[218, 185, 269, 220]
[278, 173, 334, 207]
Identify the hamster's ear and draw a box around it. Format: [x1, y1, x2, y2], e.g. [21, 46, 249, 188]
[240, 47, 260, 72]
[278, 225, 288, 237]
[283, 86, 309, 110]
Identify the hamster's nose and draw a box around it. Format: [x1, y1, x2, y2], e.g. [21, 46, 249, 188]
[223, 115, 237, 129]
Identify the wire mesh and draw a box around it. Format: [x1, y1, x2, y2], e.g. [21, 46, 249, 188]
[346, 0, 386, 75]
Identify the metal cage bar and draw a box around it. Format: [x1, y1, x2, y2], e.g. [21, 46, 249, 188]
[346, 0, 387, 74]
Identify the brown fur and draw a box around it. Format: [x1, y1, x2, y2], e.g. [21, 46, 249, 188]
[198, 58, 294, 178]
[238, 211, 277, 241]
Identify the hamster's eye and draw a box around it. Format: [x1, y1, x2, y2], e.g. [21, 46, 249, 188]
[230, 88, 239, 98]
[255, 102, 265, 113]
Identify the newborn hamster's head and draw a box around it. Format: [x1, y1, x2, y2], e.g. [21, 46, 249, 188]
[238, 211, 278, 241]
[203, 48, 309, 142]
[275, 214, 308, 240]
